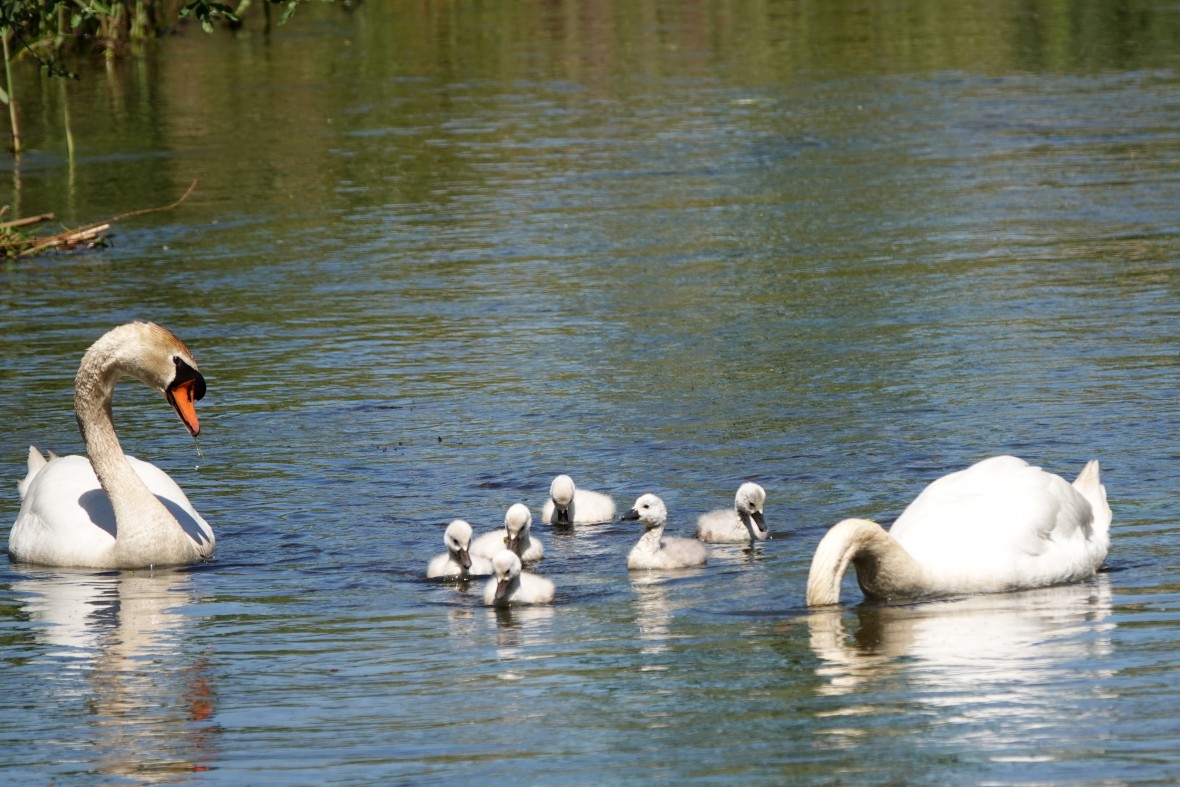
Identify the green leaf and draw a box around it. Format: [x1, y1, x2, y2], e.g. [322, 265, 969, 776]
[200, 18, 213, 33]
[0, 86, 8, 106]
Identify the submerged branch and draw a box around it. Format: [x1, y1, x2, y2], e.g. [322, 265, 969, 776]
[1, 179, 198, 257]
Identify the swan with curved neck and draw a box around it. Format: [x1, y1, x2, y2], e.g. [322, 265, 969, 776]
[9, 322, 215, 569]
[483, 551, 555, 607]
[541, 474, 616, 526]
[695, 482, 769, 543]
[427, 519, 493, 579]
[470, 503, 543, 563]
[806, 456, 1110, 606]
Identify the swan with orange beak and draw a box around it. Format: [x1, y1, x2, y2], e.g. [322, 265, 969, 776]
[10, 322, 216, 569]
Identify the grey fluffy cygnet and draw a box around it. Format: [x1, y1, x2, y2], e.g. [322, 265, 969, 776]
[622, 494, 707, 570]
[541, 474, 617, 525]
[427, 519, 493, 579]
[696, 482, 769, 543]
[483, 551, 555, 607]
[470, 503, 544, 563]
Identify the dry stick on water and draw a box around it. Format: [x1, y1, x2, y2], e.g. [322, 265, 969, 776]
[4, 179, 199, 257]
[0, 212, 56, 230]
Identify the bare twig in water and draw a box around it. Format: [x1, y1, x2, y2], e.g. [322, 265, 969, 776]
[0, 212, 55, 230]
[0, 179, 198, 257]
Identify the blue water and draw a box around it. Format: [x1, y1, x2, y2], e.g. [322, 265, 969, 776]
[1, 1, 1179, 783]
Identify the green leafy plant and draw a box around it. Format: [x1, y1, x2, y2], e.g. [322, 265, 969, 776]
[1, 0, 314, 152]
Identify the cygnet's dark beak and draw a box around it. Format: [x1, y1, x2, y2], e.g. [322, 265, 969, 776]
[751, 512, 767, 533]
[457, 548, 472, 569]
[494, 578, 511, 602]
[620, 508, 640, 521]
[556, 507, 571, 526]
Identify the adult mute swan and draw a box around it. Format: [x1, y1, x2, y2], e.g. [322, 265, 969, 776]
[806, 456, 1111, 606]
[695, 482, 769, 543]
[427, 520, 493, 579]
[622, 494, 707, 570]
[483, 551, 555, 607]
[541, 474, 616, 525]
[470, 503, 543, 563]
[9, 322, 215, 569]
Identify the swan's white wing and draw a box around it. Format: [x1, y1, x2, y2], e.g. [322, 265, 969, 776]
[9, 453, 213, 566]
[518, 571, 556, 604]
[17, 446, 49, 500]
[124, 456, 214, 547]
[890, 456, 1102, 590]
[696, 508, 741, 542]
[469, 528, 509, 560]
[427, 553, 459, 578]
[572, 489, 616, 524]
[10, 455, 118, 565]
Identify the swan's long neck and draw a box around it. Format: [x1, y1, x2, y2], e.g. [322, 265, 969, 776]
[75, 338, 195, 568]
[635, 525, 665, 554]
[806, 519, 928, 605]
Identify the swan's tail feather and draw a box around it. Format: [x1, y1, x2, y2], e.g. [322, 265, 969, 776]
[1073, 459, 1111, 539]
[18, 446, 48, 500]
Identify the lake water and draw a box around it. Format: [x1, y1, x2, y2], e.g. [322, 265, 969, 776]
[1, 1, 1179, 783]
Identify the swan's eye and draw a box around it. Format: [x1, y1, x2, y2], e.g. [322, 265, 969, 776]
[171, 357, 206, 400]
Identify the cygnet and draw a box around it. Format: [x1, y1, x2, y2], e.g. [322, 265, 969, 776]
[427, 519, 494, 579]
[541, 474, 617, 525]
[483, 551, 555, 607]
[695, 482, 769, 543]
[622, 493, 707, 570]
[470, 503, 544, 563]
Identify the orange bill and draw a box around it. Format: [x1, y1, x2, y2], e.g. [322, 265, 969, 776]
[167, 378, 202, 437]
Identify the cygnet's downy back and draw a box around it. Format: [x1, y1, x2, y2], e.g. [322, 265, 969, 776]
[541, 474, 617, 525]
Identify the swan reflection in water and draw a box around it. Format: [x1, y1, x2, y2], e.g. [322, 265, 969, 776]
[804, 576, 1114, 753]
[12, 568, 217, 780]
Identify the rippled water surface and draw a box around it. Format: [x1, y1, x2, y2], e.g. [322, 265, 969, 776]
[1, 1, 1179, 783]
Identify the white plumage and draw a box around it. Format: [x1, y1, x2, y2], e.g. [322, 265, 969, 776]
[483, 551, 555, 607]
[427, 519, 493, 579]
[9, 322, 215, 569]
[622, 494, 707, 570]
[470, 503, 544, 563]
[806, 456, 1111, 605]
[540, 474, 616, 525]
[695, 482, 769, 543]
